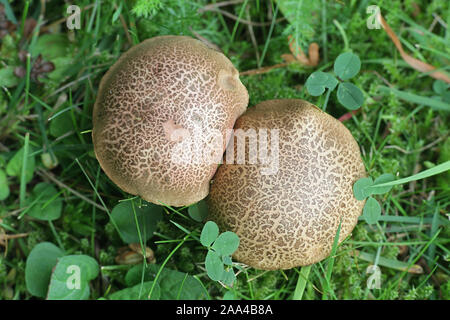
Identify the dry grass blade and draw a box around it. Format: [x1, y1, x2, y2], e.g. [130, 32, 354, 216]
[288, 35, 319, 66]
[378, 12, 450, 83]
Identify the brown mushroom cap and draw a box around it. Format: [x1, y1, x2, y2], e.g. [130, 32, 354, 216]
[207, 99, 366, 270]
[92, 35, 248, 206]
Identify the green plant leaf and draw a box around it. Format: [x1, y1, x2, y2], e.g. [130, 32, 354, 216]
[112, 1, 123, 23]
[334, 52, 361, 80]
[109, 281, 161, 300]
[188, 200, 208, 222]
[30, 34, 70, 60]
[222, 255, 233, 266]
[363, 197, 381, 225]
[27, 182, 62, 221]
[6, 146, 35, 183]
[212, 231, 240, 257]
[305, 71, 338, 96]
[337, 82, 364, 110]
[369, 173, 396, 195]
[223, 291, 238, 300]
[432, 80, 448, 95]
[0, 169, 10, 200]
[46, 56, 74, 82]
[0, 0, 17, 23]
[205, 250, 224, 281]
[125, 264, 208, 300]
[0, 67, 20, 88]
[443, 91, 450, 103]
[200, 221, 219, 247]
[222, 268, 236, 286]
[49, 107, 75, 138]
[110, 200, 163, 244]
[47, 255, 99, 300]
[25, 242, 65, 298]
[353, 177, 374, 200]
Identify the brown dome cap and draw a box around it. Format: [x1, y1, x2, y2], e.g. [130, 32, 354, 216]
[92, 35, 248, 206]
[207, 99, 366, 270]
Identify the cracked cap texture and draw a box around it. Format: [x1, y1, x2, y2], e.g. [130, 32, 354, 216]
[92, 35, 249, 206]
[207, 99, 366, 270]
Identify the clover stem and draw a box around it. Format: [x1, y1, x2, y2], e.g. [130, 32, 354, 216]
[322, 88, 332, 112]
[333, 19, 349, 52]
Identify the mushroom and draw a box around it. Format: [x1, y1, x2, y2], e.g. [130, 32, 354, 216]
[206, 99, 366, 270]
[92, 35, 248, 206]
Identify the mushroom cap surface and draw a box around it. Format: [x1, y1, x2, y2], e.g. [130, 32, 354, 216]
[93, 35, 248, 206]
[207, 99, 366, 270]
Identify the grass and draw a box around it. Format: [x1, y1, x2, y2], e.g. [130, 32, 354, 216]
[0, 0, 449, 300]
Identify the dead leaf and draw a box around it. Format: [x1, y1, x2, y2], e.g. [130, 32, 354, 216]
[115, 243, 155, 265]
[378, 12, 450, 83]
[338, 110, 359, 122]
[288, 35, 320, 66]
[308, 43, 320, 66]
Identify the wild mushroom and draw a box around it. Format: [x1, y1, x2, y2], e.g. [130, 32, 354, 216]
[206, 99, 366, 270]
[92, 35, 248, 206]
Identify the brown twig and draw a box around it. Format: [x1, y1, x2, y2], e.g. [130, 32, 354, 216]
[245, 5, 260, 66]
[200, 7, 285, 26]
[0, 220, 28, 256]
[198, 0, 244, 13]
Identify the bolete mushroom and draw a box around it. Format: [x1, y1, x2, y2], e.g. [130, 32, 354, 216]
[92, 35, 248, 206]
[207, 99, 366, 270]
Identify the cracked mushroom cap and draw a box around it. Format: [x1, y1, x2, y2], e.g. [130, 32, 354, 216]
[207, 99, 366, 270]
[92, 35, 248, 206]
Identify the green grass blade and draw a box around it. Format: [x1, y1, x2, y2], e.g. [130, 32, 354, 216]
[368, 161, 450, 189]
[258, 3, 279, 68]
[322, 219, 342, 300]
[19, 133, 30, 208]
[379, 86, 450, 111]
[293, 265, 312, 300]
[354, 251, 423, 274]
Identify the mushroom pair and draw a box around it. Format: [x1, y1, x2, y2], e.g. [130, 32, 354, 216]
[93, 36, 366, 270]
